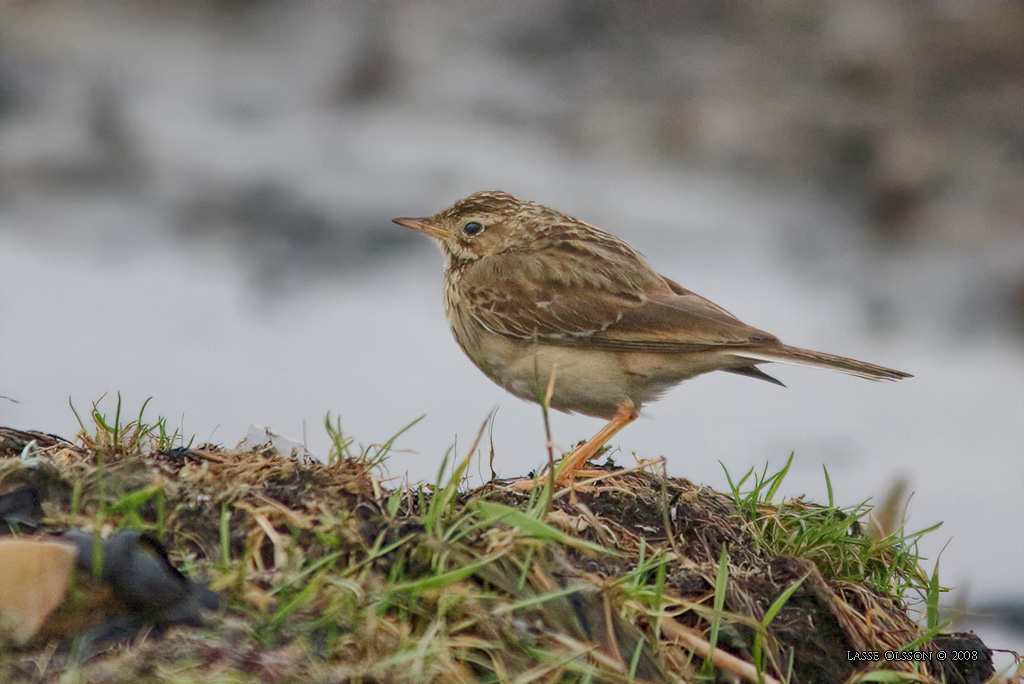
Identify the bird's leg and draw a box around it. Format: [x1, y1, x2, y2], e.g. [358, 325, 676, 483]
[556, 403, 638, 486]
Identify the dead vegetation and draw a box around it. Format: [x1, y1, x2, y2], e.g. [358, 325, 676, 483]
[0, 411, 1013, 684]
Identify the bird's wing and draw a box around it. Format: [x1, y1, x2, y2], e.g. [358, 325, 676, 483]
[457, 249, 776, 351]
[456, 247, 647, 341]
[583, 274, 778, 350]
[587, 284, 780, 351]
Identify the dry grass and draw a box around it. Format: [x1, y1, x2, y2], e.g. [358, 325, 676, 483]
[0, 404, 1014, 684]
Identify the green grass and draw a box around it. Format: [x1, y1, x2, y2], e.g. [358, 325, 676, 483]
[71, 392, 192, 456]
[723, 454, 940, 604]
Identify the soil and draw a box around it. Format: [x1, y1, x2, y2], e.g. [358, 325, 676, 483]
[0, 427, 1004, 684]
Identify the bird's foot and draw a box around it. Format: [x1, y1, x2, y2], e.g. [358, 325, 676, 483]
[498, 467, 610, 492]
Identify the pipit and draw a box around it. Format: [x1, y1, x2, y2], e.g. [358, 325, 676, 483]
[394, 191, 910, 485]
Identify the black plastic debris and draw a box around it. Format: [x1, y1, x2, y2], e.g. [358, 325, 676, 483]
[61, 530, 220, 647]
[0, 486, 43, 532]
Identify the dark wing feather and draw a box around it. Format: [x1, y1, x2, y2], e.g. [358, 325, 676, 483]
[583, 288, 780, 351]
[457, 245, 649, 340]
[723, 366, 787, 386]
[457, 246, 777, 352]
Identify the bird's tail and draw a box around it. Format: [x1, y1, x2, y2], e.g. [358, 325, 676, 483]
[733, 345, 912, 382]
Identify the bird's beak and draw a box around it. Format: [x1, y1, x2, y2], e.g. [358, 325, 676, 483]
[392, 216, 450, 240]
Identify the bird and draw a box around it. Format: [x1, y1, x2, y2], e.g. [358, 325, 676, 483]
[393, 191, 910, 486]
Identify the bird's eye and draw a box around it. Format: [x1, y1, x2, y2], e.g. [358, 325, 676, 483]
[463, 221, 484, 236]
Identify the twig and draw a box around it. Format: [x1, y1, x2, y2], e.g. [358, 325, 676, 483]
[661, 615, 782, 684]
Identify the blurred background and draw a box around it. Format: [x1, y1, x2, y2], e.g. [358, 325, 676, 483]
[1, 0, 1022, 657]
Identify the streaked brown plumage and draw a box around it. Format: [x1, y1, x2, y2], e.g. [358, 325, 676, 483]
[394, 191, 910, 484]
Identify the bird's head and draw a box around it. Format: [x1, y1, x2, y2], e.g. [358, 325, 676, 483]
[393, 191, 554, 264]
